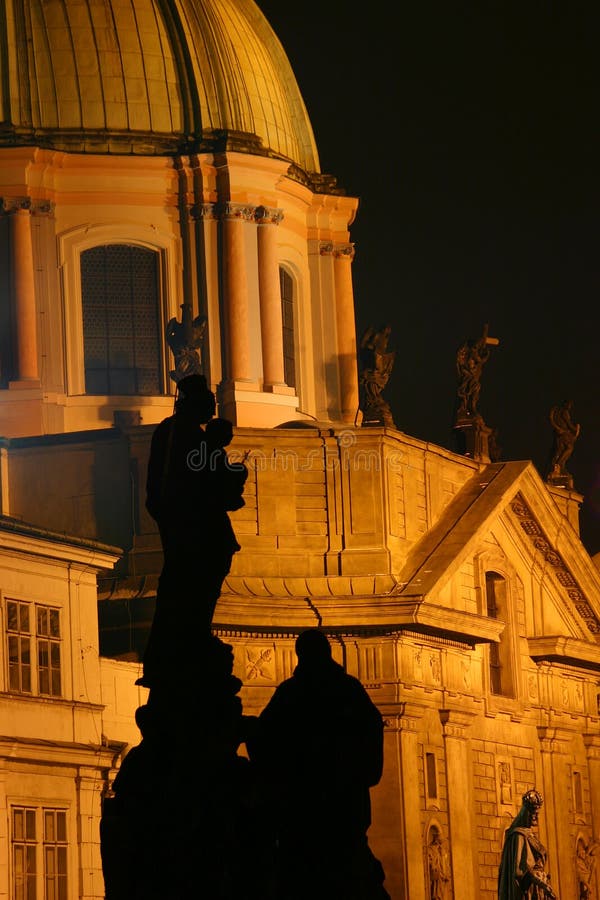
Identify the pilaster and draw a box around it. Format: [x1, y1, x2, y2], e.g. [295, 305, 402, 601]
[439, 708, 478, 900]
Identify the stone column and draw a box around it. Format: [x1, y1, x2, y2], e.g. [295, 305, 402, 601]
[396, 702, 428, 900]
[331, 242, 359, 424]
[537, 726, 574, 897]
[256, 205, 286, 390]
[221, 202, 254, 383]
[3, 198, 40, 383]
[439, 709, 477, 900]
[584, 735, 600, 839]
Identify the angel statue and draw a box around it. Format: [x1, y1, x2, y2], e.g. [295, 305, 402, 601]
[358, 324, 396, 427]
[166, 303, 207, 384]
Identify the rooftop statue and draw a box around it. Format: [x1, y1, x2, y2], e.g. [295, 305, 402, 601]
[455, 323, 499, 421]
[547, 399, 580, 489]
[358, 324, 396, 428]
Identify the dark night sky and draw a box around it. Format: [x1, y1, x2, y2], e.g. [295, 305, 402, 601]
[256, 1, 600, 556]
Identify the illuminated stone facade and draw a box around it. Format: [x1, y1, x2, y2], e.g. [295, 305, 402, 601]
[1, 1, 599, 898]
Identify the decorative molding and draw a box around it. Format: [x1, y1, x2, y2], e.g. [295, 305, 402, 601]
[511, 492, 600, 634]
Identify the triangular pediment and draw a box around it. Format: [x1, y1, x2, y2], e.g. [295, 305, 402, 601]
[394, 461, 600, 655]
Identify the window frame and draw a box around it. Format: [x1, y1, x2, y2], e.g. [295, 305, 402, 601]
[58, 225, 177, 397]
[279, 265, 297, 391]
[80, 243, 164, 397]
[10, 804, 69, 900]
[4, 597, 63, 698]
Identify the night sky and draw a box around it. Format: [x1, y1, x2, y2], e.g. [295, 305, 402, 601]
[256, 1, 600, 556]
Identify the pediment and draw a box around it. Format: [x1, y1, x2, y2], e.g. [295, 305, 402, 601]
[394, 461, 600, 648]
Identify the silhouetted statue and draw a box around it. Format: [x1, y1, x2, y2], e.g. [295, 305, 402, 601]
[498, 790, 557, 899]
[247, 628, 390, 900]
[102, 648, 272, 899]
[166, 302, 207, 382]
[455, 323, 499, 420]
[142, 373, 247, 687]
[359, 324, 396, 427]
[547, 399, 580, 488]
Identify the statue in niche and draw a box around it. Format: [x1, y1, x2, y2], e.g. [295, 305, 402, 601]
[498, 789, 557, 899]
[576, 837, 600, 900]
[358, 324, 396, 427]
[166, 302, 207, 383]
[427, 827, 451, 899]
[547, 399, 580, 488]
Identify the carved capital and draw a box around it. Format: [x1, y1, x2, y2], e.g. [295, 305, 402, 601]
[255, 205, 283, 225]
[1, 196, 31, 213]
[333, 242, 355, 261]
[439, 708, 475, 739]
[583, 735, 600, 759]
[190, 202, 217, 221]
[319, 241, 355, 260]
[220, 201, 256, 222]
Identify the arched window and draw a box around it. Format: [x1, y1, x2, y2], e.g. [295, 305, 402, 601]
[485, 571, 514, 697]
[279, 267, 296, 389]
[81, 244, 162, 395]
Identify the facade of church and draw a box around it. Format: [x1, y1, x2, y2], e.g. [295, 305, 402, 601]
[1, 1, 599, 898]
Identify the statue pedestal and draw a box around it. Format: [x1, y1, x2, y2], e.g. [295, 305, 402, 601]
[453, 414, 491, 463]
[547, 472, 574, 490]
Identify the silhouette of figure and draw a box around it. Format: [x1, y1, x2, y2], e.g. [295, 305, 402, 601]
[498, 789, 557, 899]
[247, 628, 390, 900]
[428, 829, 450, 899]
[548, 399, 580, 481]
[142, 373, 247, 686]
[359, 324, 396, 427]
[455, 324, 499, 420]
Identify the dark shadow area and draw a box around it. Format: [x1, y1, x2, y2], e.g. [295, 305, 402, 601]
[100, 375, 388, 898]
[246, 629, 390, 900]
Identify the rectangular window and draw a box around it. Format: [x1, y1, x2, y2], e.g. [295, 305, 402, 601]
[280, 268, 296, 389]
[12, 807, 37, 900]
[11, 807, 68, 900]
[7, 600, 32, 693]
[425, 751, 438, 802]
[573, 769, 584, 815]
[37, 607, 62, 697]
[5, 600, 62, 697]
[81, 244, 162, 396]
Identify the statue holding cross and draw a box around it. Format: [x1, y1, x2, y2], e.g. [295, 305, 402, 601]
[455, 323, 499, 420]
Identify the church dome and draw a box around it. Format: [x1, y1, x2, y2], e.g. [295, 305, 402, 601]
[0, 0, 320, 172]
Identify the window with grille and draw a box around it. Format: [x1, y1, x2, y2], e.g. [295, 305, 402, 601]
[6, 600, 62, 697]
[81, 244, 162, 395]
[279, 267, 296, 389]
[11, 806, 68, 900]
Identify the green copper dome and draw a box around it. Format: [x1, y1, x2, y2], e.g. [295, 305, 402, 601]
[0, 0, 320, 171]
